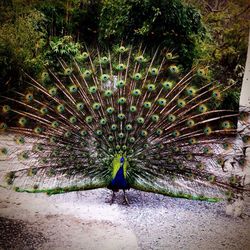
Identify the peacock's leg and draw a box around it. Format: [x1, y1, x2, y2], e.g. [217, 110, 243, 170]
[110, 191, 115, 205]
[123, 190, 130, 205]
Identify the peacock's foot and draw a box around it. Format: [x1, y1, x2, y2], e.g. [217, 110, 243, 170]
[122, 190, 130, 206]
[110, 191, 115, 205]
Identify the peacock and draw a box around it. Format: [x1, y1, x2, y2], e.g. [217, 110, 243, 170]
[0, 44, 249, 206]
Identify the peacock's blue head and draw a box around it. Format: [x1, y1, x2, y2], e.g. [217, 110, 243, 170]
[120, 157, 124, 163]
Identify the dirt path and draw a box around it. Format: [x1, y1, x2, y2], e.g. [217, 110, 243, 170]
[0, 188, 138, 250]
[0, 187, 250, 250]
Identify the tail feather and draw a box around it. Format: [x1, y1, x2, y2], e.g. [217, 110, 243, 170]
[0, 44, 248, 200]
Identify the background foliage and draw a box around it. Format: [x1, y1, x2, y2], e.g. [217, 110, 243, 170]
[99, 0, 205, 68]
[0, 0, 249, 110]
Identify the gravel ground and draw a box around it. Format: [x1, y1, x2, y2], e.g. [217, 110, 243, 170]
[117, 190, 250, 250]
[0, 217, 48, 250]
[0, 187, 250, 250]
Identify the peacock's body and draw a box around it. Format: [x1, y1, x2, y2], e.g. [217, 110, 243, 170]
[0, 44, 249, 204]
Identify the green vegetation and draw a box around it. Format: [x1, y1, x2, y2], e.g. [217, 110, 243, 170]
[0, 8, 46, 87]
[100, 0, 206, 68]
[0, 0, 248, 109]
[185, 0, 249, 110]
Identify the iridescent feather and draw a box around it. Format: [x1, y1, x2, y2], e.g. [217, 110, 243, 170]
[0, 45, 249, 202]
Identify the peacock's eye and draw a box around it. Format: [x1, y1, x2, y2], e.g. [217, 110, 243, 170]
[242, 135, 250, 143]
[117, 97, 126, 105]
[186, 119, 195, 127]
[162, 81, 174, 90]
[137, 117, 144, 124]
[156, 129, 163, 135]
[140, 130, 148, 137]
[116, 64, 126, 71]
[150, 68, 159, 76]
[42, 72, 49, 78]
[157, 98, 167, 107]
[166, 52, 173, 59]
[108, 136, 114, 142]
[133, 73, 142, 80]
[49, 87, 57, 96]
[172, 130, 180, 137]
[95, 130, 103, 136]
[125, 124, 132, 131]
[64, 131, 72, 138]
[189, 138, 196, 145]
[100, 118, 107, 125]
[222, 121, 231, 129]
[135, 55, 145, 63]
[57, 104, 65, 113]
[104, 90, 113, 97]
[116, 80, 125, 88]
[80, 130, 88, 136]
[64, 68, 72, 76]
[83, 70, 91, 78]
[168, 114, 176, 122]
[118, 132, 125, 139]
[118, 46, 126, 53]
[34, 127, 42, 134]
[69, 116, 77, 124]
[82, 52, 89, 58]
[177, 99, 186, 108]
[51, 121, 59, 128]
[132, 89, 141, 96]
[69, 85, 78, 93]
[151, 114, 159, 122]
[130, 106, 137, 112]
[128, 137, 135, 143]
[89, 86, 97, 94]
[169, 65, 179, 74]
[76, 102, 84, 111]
[147, 84, 156, 92]
[101, 74, 110, 82]
[92, 102, 101, 110]
[143, 102, 151, 109]
[111, 124, 117, 130]
[204, 126, 212, 135]
[0, 147, 8, 155]
[100, 56, 109, 64]
[106, 107, 114, 114]
[15, 136, 25, 144]
[40, 107, 48, 115]
[198, 104, 207, 113]
[118, 113, 125, 120]
[25, 93, 33, 101]
[2, 105, 11, 113]
[85, 116, 93, 123]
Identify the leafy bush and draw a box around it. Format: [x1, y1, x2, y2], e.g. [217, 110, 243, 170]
[0, 9, 46, 90]
[36, 0, 101, 43]
[99, 0, 206, 68]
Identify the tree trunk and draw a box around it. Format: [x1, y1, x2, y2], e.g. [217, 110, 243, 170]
[240, 32, 250, 108]
[227, 32, 250, 217]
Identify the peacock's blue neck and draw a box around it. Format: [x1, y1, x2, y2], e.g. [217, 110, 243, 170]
[108, 162, 129, 191]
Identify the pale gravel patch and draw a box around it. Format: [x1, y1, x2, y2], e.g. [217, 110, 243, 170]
[0, 187, 250, 250]
[117, 190, 250, 250]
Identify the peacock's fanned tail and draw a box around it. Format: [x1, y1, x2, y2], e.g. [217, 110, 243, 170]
[0, 45, 248, 201]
